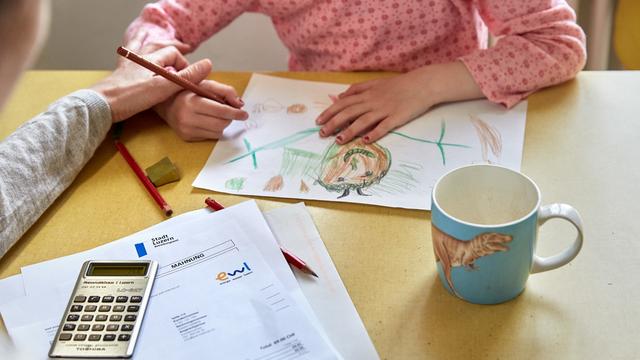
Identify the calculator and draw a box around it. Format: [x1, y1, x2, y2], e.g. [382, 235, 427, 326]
[49, 260, 158, 358]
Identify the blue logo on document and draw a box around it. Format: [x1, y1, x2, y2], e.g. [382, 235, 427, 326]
[216, 262, 252, 284]
[135, 243, 148, 257]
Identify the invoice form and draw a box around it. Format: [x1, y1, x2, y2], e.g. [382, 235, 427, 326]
[1, 201, 338, 360]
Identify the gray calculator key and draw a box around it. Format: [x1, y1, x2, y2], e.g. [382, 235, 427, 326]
[106, 324, 119, 331]
[73, 334, 87, 341]
[99, 305, 111, 312]
[88, 296, 100, 303]
[58, 333, 72, 341]
[103, 334, 116, 341]
[118, 334, 131, 342]
[130, 296, 143, 303]
[88, 334, 101, 341]
[109, 315, 122, 322]
[81, 315, 94, 322]
[102, 296, 114, 303]
[66, 314, 79, 321]
[62, 323, 75, 331]
[73, 296, 86, 303]
[121, 324, 134, 332]
[92, 324, 105, 331]
[85, 305, 97, 312]
[70, 305, 82, 312]
[124, 315, 137, 322]
[127, 305, 140, 312]
[77, 324, 90, 331]
[116, 296, 128, 303]
[113, 305, 125, 312]
[95, 315, 108, 321]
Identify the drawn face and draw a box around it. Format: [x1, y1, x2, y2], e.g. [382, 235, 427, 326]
[318, 138, 391, 191]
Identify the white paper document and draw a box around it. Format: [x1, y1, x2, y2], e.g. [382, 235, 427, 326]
[193, 74, 527, 210]
[264, 204, 379, 360]
[1, 201, 340, 360]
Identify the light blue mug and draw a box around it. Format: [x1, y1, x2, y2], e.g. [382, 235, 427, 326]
[431, 164, 584, 304]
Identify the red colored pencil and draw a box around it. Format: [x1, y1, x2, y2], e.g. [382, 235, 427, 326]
[115, 140, 173, 217]
[117, 46, 236, 106]
[204, 197, 318, 278]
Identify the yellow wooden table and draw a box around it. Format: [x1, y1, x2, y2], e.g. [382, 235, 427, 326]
[1, 71, 639, 359]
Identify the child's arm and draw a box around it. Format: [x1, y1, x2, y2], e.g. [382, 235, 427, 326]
[123, 0, 256, 141]
[318, 0, 586, 145]
[125, 0, 256, 53]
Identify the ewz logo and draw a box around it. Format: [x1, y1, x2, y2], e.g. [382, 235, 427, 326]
[216, 262, 252, 283]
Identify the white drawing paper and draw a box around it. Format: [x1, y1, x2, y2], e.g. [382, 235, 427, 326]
[193, 74, 527, 210]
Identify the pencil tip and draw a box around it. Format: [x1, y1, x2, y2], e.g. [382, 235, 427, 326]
[308, 269, 319, 278]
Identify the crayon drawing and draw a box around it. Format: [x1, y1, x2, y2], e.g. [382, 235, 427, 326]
[194, 74, 527, 210]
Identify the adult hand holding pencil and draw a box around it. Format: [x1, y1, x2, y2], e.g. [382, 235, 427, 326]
[117, 46, 248, 141]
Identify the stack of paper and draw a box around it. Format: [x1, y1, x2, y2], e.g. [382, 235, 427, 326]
[0, 201, 379, 360]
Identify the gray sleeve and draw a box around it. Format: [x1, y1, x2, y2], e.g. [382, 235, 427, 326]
[0, 90, 112, 258]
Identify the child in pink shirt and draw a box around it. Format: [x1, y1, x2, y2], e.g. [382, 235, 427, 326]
[126, 0, 586, 144]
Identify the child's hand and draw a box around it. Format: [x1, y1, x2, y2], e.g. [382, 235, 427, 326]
[153, 80, 248, 142]
[316, 61, 484, 144]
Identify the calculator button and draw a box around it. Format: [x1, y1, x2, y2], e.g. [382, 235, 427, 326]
[127, 305, 140, 312]
[77, 324, 90, 331]
[81, 314, 94, 322]
[92, 324, 105, 331]
[103, 334, 116, 341]
[70, 305, 83, 312]
[73, 295, 87, 303]
[99, 305, 111, 312]
[113, 305, 125, 312]
[62, 323, 76, 331]
[118, 334, 131, 342]
[130, 296, 143, 303]
[66, 314, 79, 321]
[124, 315, 137, 322]
[116, 296, 128, 303]
[85, 305, 97, 312]
[58, 333, 72, 341]
[73, 334, 87, 341]
[121, 324, 134, 332]
[88, 334, 101, 341]
[109, 315, 122, 322]
[95, 315, 108, 321]
[88, 296, 100, 303]
[106, 324, 119, 332]
[102, 295, 114, 303]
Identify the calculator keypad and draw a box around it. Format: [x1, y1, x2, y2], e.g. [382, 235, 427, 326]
[58, 295, 142, 344]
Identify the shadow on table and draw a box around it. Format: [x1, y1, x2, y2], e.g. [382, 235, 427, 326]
[389, 276, 571, 359]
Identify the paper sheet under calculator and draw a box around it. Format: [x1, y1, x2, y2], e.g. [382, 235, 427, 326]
[0, 201, 340, 360]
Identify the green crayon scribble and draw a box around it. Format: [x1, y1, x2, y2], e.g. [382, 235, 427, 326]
[227, 127, 321, 164]
[243, 138, 257, 169]
[225, 177, 246, 191]
[279, 147, 322, 178]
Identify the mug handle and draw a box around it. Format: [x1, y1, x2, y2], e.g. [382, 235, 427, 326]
[531, 203, 584, 273]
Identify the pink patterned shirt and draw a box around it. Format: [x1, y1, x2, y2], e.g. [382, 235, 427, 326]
[126, 0, 586, 107]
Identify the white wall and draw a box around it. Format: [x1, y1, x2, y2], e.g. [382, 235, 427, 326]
[33, 0, 289, 71]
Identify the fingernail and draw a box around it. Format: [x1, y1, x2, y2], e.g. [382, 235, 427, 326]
[336, 135, 343, 142]
[319, 129, 326, 137]
[363, 135, 370, 142]
[237, 97, 244, 106]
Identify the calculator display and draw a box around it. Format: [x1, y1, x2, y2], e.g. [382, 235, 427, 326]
[87, 263, 149, 277]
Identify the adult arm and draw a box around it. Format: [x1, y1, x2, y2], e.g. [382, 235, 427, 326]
[0, 47, 211, 258]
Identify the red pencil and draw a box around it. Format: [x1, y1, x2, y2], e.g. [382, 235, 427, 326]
[204, 197, 318, 278]
[115, 140, 173, 217]
[117, 46, 235, 106]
